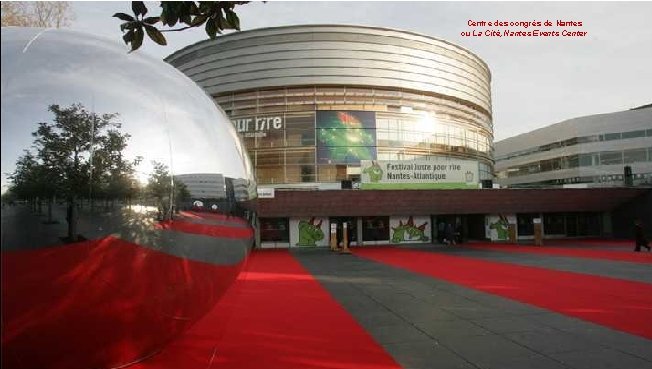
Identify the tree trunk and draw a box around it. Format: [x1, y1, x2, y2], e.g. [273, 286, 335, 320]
[37, 197, 43, 215]
[67, 196, 78, 242]
[47, 197, 53, 223]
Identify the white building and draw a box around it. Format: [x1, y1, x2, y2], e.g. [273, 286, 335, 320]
[175, 173, 226, 199]
[495, 105, 652, 188]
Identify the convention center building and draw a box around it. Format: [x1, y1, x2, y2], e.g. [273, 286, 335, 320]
[495, 105, 652, 188]
[167, 25, 650, 247]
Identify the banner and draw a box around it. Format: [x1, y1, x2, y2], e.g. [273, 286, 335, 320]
[360, 159, 479, 189]
[289, 217, 329, 247]
[390, 216, 431, 243]
[316, 111, 376, 164]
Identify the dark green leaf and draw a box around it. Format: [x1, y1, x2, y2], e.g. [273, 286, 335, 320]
[205, 18, 218, 39]
[131, 1, 148, 17]
[120, 21, 138, 32]
[143, 16, 160, 25]
[180, 13, 192, 25]
[225, 10, 240, 30]
[122, 30, 134, 45]
[144, 24, 167, 46]
[190, 14, 208, 27]
[131, 27, 144, 51]
[113, 12, 135, 22]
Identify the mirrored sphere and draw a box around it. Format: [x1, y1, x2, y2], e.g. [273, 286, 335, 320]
[1, 28, 256, 369]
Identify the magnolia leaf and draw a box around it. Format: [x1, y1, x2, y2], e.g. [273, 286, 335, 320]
[131, 1, 148, 17]
[113, 13, 135, 22]
[131, 27, 144, 51]
[143, 16, 160, 25]
[144, 24, 167, 46]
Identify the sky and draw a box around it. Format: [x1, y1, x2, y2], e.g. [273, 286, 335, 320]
[66, 1, 652, 141]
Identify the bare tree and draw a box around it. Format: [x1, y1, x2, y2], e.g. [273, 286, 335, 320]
[1, 1, 75, 28]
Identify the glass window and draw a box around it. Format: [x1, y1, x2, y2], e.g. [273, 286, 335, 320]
[600, 151, 623, 165]
[257, 151, 283, 166]
[285, 149, 315, 164]
[285, 165, 315, 183]
[621, 130, 646, 139]
[259, 96, 285, 105]
[317, 87, 345, 95]
[362, 216, 390, 241]
[256, 125, 285, 148]
[576, 135, 599, 144]
[517, 213, 537, 236]
[286, 87, 314, 96]
[316, 164, 348, 182]
[258, 89, 285, 97]
[623, 148, 647, 164]
[566, 155, 579, 168]
[286, 113, 315, 146]
[346, 87, 373, 96]
[260, 218, 290, 242]
[604, 132, 621, 141]
[256, 165, 285, 184]
[544, 213, 565, 235]
[287, 95, 314, 104]
[579, 154, 593, 167]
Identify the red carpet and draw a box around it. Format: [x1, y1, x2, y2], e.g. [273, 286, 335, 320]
[1, 237, 242, 369]
[157, 219, 254, 239]
[180, 211, 250, 226]
[467, 243, 652, 264]
[354, 247, 652, 339]
[133, 250, 402, 369]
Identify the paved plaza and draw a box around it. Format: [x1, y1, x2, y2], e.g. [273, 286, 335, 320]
[289, 244, 652, 369]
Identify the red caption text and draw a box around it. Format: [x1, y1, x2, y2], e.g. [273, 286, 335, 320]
[463, 20, 587, 38]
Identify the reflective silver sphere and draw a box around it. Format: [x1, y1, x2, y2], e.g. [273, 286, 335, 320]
[1, 28, 256, 369]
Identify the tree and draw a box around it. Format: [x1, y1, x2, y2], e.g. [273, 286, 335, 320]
[10, 103, 134, 242]
[146, 161, 190, 219]
[1, 1, 75, 28]
[114, 1, 248, 51]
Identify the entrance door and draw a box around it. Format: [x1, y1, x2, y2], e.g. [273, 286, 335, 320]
[329, 217, 357, 246]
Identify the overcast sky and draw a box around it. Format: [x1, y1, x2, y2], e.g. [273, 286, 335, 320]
[71, 1, 652, 141]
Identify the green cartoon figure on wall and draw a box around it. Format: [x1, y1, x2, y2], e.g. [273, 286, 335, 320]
[363, 161, 383, 182]
[392, 216, 429, 243]
[296, 217, 324, 247]
[489, 215, 509, 240]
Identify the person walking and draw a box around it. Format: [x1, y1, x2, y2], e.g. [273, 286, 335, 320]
[634, 219, 651, 252]
[444, 223, 456, 246]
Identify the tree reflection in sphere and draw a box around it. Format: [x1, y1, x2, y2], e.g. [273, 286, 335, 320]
[1, 28, 256, 369]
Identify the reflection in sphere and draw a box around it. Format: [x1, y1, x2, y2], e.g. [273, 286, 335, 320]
[1, 28, 256, 369]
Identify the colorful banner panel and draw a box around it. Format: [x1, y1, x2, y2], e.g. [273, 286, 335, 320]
[390, 216, 431, 244]
[290, 217, 329, 247]
[360, 159, 479, 189]
[485, 214, 517, 241]
[316, 111, 376, 164]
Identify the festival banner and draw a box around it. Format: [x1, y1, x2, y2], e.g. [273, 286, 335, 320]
[360, 159, 479, 189]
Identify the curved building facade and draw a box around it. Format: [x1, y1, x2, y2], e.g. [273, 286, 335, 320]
[495, 105, 652, 188]
[166, 25, 494, 187]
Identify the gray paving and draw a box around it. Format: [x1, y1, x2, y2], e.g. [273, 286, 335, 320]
[421, 246, 652, 284]
[292, 248, 652, 369]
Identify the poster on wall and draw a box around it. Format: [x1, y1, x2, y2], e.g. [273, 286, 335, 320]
[361, 159, 479, 189]
[316, 111, 376, 164]
[485, 214, 517, 241]
[390, 216, 431, 243]
[289, 217, 329, 247]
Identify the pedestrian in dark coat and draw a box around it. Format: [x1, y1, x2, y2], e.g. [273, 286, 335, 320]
[445, 223, 456, 246]
[634, 220, 651, 252]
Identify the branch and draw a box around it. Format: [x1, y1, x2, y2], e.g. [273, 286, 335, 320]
[160, 26, 194, 33]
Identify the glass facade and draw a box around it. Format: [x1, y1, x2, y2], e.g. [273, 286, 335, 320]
[217, 86, 494, 185]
